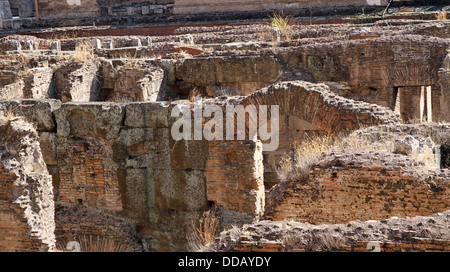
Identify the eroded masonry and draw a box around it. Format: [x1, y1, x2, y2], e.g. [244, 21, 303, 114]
[0, 5, 449, 251]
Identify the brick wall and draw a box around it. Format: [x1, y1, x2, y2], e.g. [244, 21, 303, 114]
[47, 101, 266, 251]
[206, 140, 265, 229]
[265, 151, 450, 224]
[103, 60, 164, 102]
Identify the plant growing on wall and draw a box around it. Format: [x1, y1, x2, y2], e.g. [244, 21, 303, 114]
[269, 12, 293, 41]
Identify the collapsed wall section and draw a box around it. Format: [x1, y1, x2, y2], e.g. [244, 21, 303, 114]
[278, 36, 449, 122]
[0, 117, 55, 251]
[46, 100, 265, 251]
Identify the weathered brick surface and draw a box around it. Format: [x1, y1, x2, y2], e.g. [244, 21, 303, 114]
[55, 205, 142, 252]
[265, 151, 450, 224]
[49, 101, 266, 251]
[206, 140, 265, 228]
[276, 36, 449, 122]
[240, 81, 399, 134]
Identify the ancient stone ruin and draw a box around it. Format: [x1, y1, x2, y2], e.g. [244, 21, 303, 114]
[0, 0, 449, 252]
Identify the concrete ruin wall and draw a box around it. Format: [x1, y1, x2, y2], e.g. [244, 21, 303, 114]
[173, 0, 388, 15]
[0, 117, 55, 252]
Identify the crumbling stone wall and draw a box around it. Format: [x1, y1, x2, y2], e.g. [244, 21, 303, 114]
[101, 60, 164, 102]
[43, 100, 266, 251]
[174, 56, 282, 97]
[0, 117, 55, 251]
[278, 36, 449, 122]
[237, 81, 400, 187]
[211, 211, 450, 252]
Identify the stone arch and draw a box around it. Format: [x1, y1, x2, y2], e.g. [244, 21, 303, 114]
[236, 81, 401, 189]
[239, 81, 400, 136]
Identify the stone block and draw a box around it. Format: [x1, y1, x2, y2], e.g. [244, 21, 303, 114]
[25, 40, 34, 50]
[141, 6, 149, 15]
[11, 20, 22, 29]
[124, 102, 171, 128]
[131, 37, 141, 47]
[124, 168, 149, 222]
[150, 169, 207, 211]
[103, 38, 113, 49]
[54, 102, 124, 139]
[126, 7, 134, 16]
[0, 99, 61, 132]
[142, 36, 152, 47]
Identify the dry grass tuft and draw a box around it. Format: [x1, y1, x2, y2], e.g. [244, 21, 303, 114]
[275, 131, 397, 182]
[275, 134, 341, 182]
[316, 231, 346, 251]
[188, 210, 219, 252]
[269, 12, 293, 41]
[435, 11, 447, 20]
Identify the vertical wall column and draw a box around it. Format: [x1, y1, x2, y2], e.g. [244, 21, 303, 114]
[394, 86, 432, 123]
[420, 86, 433, 123]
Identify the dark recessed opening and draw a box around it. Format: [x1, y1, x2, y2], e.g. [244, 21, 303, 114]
[208, 201, 215, 208]
[441, 143, 450, 169]
[331, 172, 338, 178]
[77, 199, 83, 204]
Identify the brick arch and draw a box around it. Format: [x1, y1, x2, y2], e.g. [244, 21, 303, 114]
[239, 81, 400, 135]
